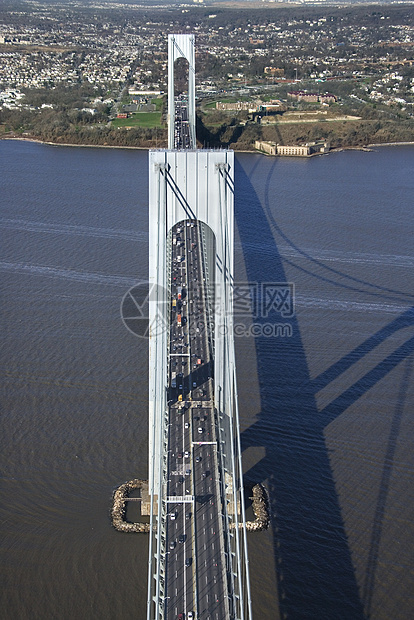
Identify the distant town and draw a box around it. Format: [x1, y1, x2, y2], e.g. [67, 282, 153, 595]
[1, 0, 413, 151]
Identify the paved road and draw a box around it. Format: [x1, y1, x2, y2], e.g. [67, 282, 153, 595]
[174, 98, 191, 150]
[165, 220, 230, 620]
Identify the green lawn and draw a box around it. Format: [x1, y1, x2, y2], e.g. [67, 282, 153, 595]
[112, 112, 163, 128]
[153, 97, 164, 111]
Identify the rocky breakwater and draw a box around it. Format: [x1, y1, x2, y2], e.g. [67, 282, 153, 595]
[112, 479, 152, 533]
[230, 483, 270, 532]
[112, 480, 270, 533]
[246, 483, 270, 531]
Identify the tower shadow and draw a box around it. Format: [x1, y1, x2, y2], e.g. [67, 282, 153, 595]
[234, 157, 414, 619]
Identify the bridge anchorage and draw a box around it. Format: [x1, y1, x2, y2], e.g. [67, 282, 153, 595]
[113, 34, 269, 620]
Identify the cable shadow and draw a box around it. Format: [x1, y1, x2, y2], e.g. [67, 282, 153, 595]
[319, 335, 414, 425]
[362, 353, 413, 617]
[311, 307, 414, 393]
[260, 163, 413, 304]
[235, 157, 368, 619]
[235, 154, 414, 619]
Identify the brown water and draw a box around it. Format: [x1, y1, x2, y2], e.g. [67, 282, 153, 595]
[1, 140, 413, 619]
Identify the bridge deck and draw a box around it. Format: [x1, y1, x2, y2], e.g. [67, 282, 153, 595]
[165, 220, 230, 619]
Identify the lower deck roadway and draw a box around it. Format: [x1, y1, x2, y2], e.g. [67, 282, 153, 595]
[164, 219, 230, 620]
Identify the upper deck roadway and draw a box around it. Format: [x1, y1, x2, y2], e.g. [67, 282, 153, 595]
[173, 98, 192, 150]
[165, 219, 229, 619]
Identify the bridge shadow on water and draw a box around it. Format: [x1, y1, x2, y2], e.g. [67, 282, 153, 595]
[234, 157, 414, 620]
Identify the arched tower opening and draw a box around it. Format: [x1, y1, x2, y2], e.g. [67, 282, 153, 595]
[167, 34, 196, 149]
[173, 57, 189, 98]
[167, 218, 216, 394]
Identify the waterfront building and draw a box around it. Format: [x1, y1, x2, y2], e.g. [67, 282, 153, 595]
[255, 140, 330, 156]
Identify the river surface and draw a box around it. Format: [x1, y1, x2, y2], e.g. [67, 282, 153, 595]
[1, 140, 413, 620]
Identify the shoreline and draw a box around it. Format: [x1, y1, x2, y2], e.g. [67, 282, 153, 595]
[367, 141, 414, 147]
[2, 135, 414, 153]
[0, 135, 152, 150]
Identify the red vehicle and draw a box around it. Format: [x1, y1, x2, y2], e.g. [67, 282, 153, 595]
[177, 314, 182, 327]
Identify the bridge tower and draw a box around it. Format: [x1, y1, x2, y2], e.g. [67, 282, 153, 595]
[167, 34, 196, 149]
[147, 34, 252, 620]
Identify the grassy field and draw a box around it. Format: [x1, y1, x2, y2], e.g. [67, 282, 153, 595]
[112, 112, 163, 128]
[153, 97, 164, 111]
